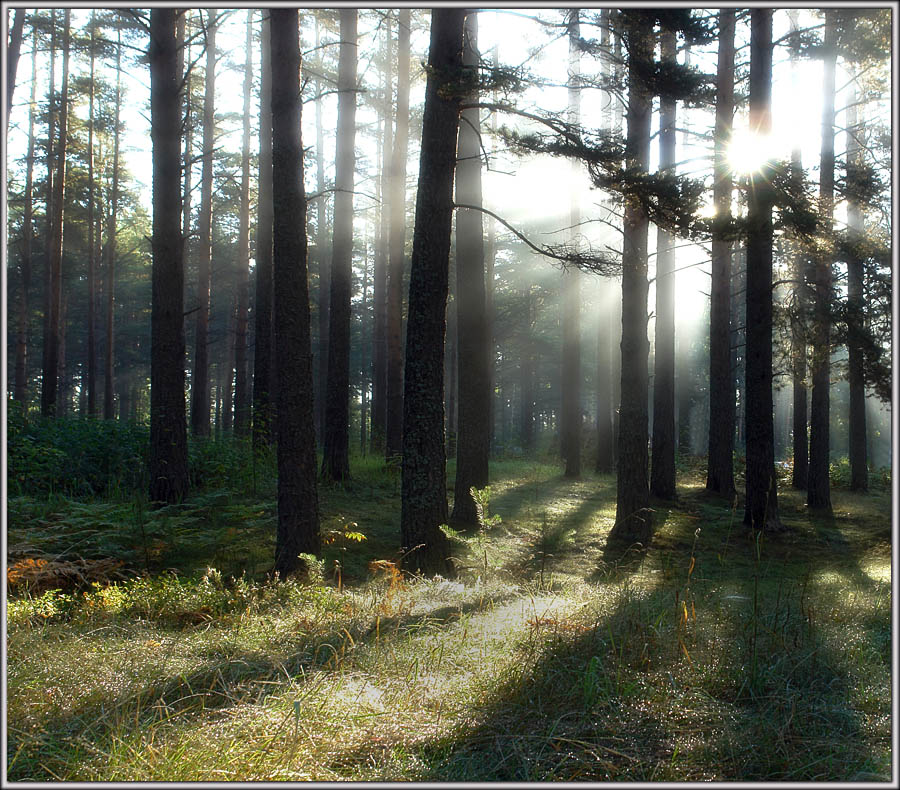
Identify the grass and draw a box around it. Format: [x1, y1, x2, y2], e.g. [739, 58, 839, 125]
[6, 450, 892, 782]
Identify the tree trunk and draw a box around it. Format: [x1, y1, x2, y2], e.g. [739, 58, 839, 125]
[451, 11, 491, 525]
[104, 26, 122, 420]
[743, 9, 782, 532]
[191, 9, 216, 437]
[385, 8, 411, 459]
[322, 8, 358, 482]
[5, 8, 24, 129]
[41, 9, 70, 418]
[846, 73, 868, 491]
[446, 288, 457, 457]
[314, 17, 329, 444]
[520, 290, 535, 451]
[608, 11, 652, 548]
[86, 17, 97, 416]
[560, 8, 582, 478]
[650, 27, 678, 499]
[149, 8, 189, 504]
[360, 246, 369, 454]
[233, 10, 253, 437]
[706, 9, 736, 495]
[42, 10, 56, 403]
[252, 11, 274, 450]
[807, 11, 836, 511]
[370, 15, 392, 456]
[595, 281, 615, 473]
[14, 26, 37, 409]
[270, 8, 320, 575]
[400, 7, 466, 577]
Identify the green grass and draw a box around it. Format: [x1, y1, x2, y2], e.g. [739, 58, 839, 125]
[6, 451, 892, 782]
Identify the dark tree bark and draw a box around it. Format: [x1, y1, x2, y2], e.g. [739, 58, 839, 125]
[191, 9, 216, 437]
[360, 250, 369, 454]
[450, 11, 491, 526]
[14, 26, 37, 409]
[385, 7, 411, 459]
[233, 10, 253, 437]
[446, 287, 457, 457]
[560, 7, 582, 478]
[400, 7, 466, 577]
[41, 10, 56, 401]
[706, 9, 736, 496]
[86, 15, 98, 416]
[650, 27, 678, 500]
[807, 11, 836, 511]
[270, 8, 320, 575]
[519, 289, 535, 451]
[370, 14, 392, 456]
[743, 9, 782, 532]
[149, 7, 189, 504]
[104, 25, 122, 420]
[41, 9, 70, 418]
[607, 11, 653, 548]
[314, 17, 328, 444]
[595, 281, 615, 473]
[6, 8, 24, 129]
[181, 10, 193, 299]
[322, 8, 358, 482]
[846, 74, 868, 491]
[252, 11, 274, 450]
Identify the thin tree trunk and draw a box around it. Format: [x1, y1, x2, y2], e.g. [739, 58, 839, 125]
[446, 284, 457, 457]
[181, 11, 193, 295]
[608, 11, 652, 547]
[14, 26, 37, 409]
[807, 11, 836, 511]
[360, 241, 369, 455]
[520, 289, 535, 451]
[451, 10, 491, 525]
[650, 27, 677, 499]
[5, 8, 25, 128]
[86, 16, 97, 416]
[149, 7, 189, 504]
[42, 10, 56, 401]
[270, 8, 320, 574]
[191, 9, 216, 437]
[104, 25, 122, 420]
[595, 281, 615, 473]
[233, 10, 253, 437]
[561, 8, 582, 478]
[385, 8, 410, 459]
[400, 7, 466, 577]
[322, 8, 358, 482]
[743, 9, 782, 531]
[252, 10, 274, 449]
[314, 17, 328, 444]
[41, 9, 70, 418]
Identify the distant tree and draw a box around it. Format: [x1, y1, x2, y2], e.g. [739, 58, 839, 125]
[322, 8, 358, 482]
[400, 7, 466, 576]
[148, 7, 189, 504]
[270, 8, 320, 574]
[451, 10, 491, 526]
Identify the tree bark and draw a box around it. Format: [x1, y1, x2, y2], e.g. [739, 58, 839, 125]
[608, 11, 652, 548]
[451, 11, 491, 525]
[385, 8, 411, 459]
[270, 8, 320, 574]
[191, 9, 216, 437]
[5, 8, 24, 129]
[400, 7, 466, 577]
[85, 16, 97, 416]
[743, 9, 782, 531]
[41, 9, 70, 418]
[650, 26, 677, 500]
[807, 11, 836, 511]
[252, 11, 274, 450]
[149, 7, 189, 504]
[706, 9, 736, 495]
[233, 10, 253, 437]
[519, 289, 535, 450]
[322, 8, 358, 482]
[314, 17, 329, 444]
[104, 25, 122, 420]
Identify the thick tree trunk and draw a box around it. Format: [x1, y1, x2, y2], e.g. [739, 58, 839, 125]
[560, 8, 582, 478]
[743, 9, 782, 531]
[846, 75, 867, 491]
[451, 11, 491, 525]
[104, 27, 122, 420]
[807, 11, 836, 511]
[41, 9, 70, 418]
[252, 11, 274, 449]
[706, 9, 736, 495]
[400, 7, 466, 577]
[446, 289, 457, 457]
[314, 17, 328, 444]
[14, 27, 37, 409]
[233, 10, 253, 437]
[270, 8, 320, 575]
[608, 11, 652, 548]
[42, 11, 56, 403]
[5, 8, 24, 128]
[149, 8, 189, 504]
[191, 9, 216, 437]
[322, 9, 358, 482]
[650, 27, 677, 500]
[385, 8, 410, 459]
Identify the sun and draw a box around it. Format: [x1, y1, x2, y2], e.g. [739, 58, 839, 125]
[727, 129, 777, 175]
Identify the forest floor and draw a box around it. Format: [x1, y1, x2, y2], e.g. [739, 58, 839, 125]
[6, 446, 893, 782]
